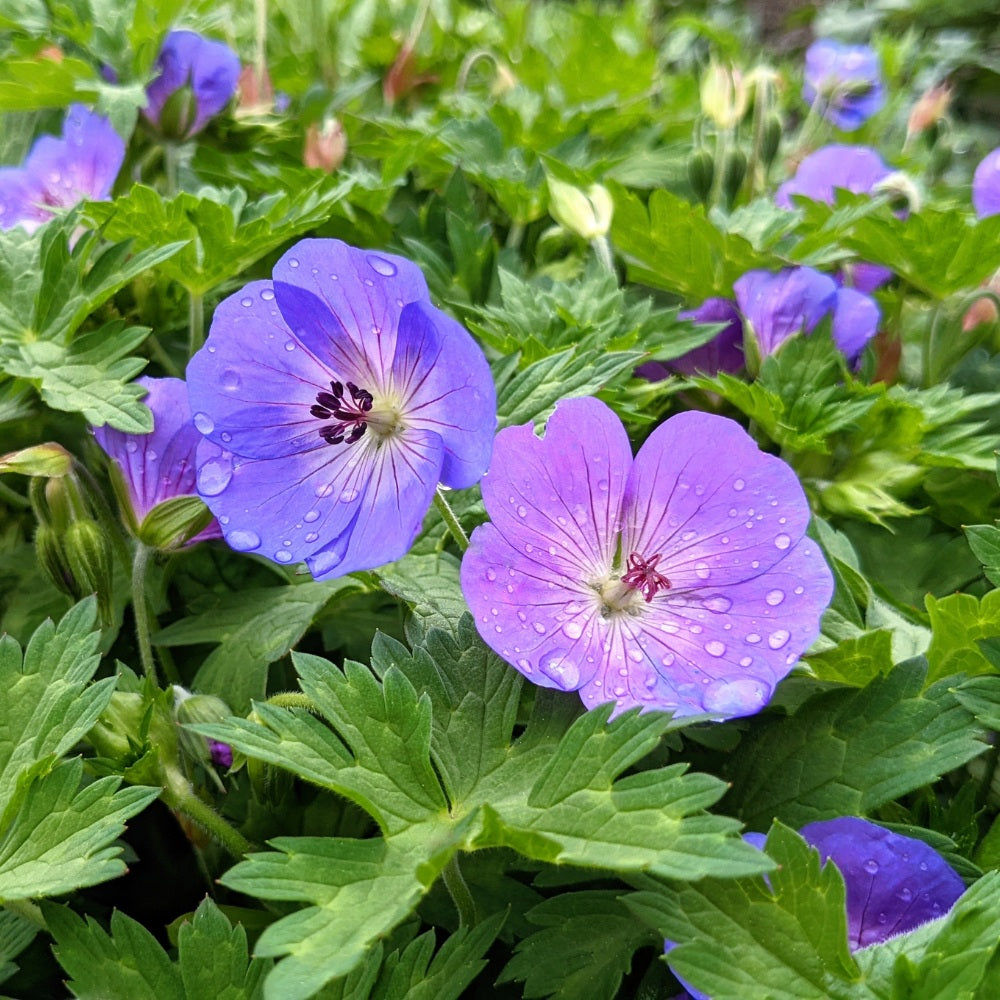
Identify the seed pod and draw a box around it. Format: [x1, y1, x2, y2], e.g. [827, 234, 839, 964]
[64, 518, 114, 621]
[35, 523, 76, 597]
[687, 148, 715, 204]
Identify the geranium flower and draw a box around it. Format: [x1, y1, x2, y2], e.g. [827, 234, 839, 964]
[667, 817, 965, 999]
[803, 40, 885, 132]
[186, 238, 496, 579]
[0, 104, 124, 233]
[93, 377, 222, 546]
[143, 30, 241, 140]
[637, 298, 744, 380]
[972, 147, 1000, 219]
[734, 266, 879, 363]
[776, 146, 895, 293]
[460, 397, 832, 720]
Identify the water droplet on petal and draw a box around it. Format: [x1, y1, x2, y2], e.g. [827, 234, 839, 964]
[767, 629, 790, 650]
[661, 652, 674, 666]
[304, 531, 318, 542]
[303, 509, 320, 522]
[288, 258, 299, 268]
[702, 678, 770, 715]
[532, 622, 546, 635]
[221, 369, 241, 391]
[340, 488, 359, 503]
[367, 254, 398, 276]
[516, 505, 527, 517]
[125, 440, 138, 453]
[746, 632, 761, 644]
[733, 478, 745, 491]
[563, 621, 583, 639]
[694, 562, 711, 580]
[775, 533, 791, 550]
[284, 340, 296, 352]
[540, 651, 579, 690]
[705, 639, 726, 657]
[598, 479, 609, 492]
[227, 529, 260, 551]
[315, 483, 334, 499]
[193, 412, 214, 435]
[198, 457, 233, 496]
[765, 589, 785, 606]
[275, 550, 293, 563]
[260, 289, 275, 301]
[898, 886, 912, 902]
[485, 568, 497, 582]
[628, 647, 644, 663]
[863, 858, 879, 875]
[739, 655, 753, 667]
[220, 432, 232, 443]
[240, 296, 253, 307]
[702, 594, 733, 613]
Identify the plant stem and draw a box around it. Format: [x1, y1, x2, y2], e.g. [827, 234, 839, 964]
[188, 291, 205, 357]
[433, 487, 469, 553]
[163, 771, 254, 860]
[441, 853, 477, 927]
[592, 235, 616, 277]
[131, 543, 161, 683]
[164, 143, 179, 196]
[0, 480, 31, 509]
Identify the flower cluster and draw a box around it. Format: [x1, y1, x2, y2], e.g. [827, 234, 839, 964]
[143, 30, 241, 140]
[186, 238, 496, 579]
[803, 39, 885, 132]
[461, 397, 832, 720]
[668, 817, 966, 999]
[0, 104, 124, 233]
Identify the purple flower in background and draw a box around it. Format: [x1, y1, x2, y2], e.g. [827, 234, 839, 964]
[93, 377, 222, 545]
[208, 740, 233, 768]
[667, 818, 965, 998]
[776, 145, 891, 209]
[803, 40, 885, 132]
[734, 267, 879, 363]
[187, 239, 496, 579]
[143, 30, 241, 140]
[972, 147, 1000, 219]
[0, 104, 124, 233]
[638, 298, 744, 380]
[461, 397, 832, 720]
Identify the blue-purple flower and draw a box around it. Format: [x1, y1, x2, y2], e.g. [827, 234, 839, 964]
[93, 377, 222, 545]
[186, 239, 496, 579]
[803, 40, 885, 132]
[734, 266, 880, 363]
[0, 104, 124, 233]
[638, 298, 744, 380]
[460, 397, 832, 720]
[667, 817, 965, 999]
[143, 30, 241, 140]
[972, 147, 1000, 219]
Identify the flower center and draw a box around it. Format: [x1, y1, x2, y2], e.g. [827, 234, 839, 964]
[311, 380, 373, 445]
[620, 551, 671, 603]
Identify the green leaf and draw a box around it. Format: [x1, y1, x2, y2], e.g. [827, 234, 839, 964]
[46, 897, 269, 1000]
[0, 909, 37, 985]
[954, 676, 1000, 731]
[965, 525, 1000, 588]
[725, 660, 987, 830]
[0, 56, 100, 109]
[0, 758, 159, 901]
[807, 629, 895, 687]
[926, 590, 1000, 683]
[155, 581, 357, 713]
[377, 552, 468, 639]
[625, 823, 868, 1000]
[499, 890, 656, 1000]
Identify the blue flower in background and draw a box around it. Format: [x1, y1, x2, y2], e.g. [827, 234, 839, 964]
[143, 30, 241, 140]
[461, 397, 832, 720]
[638, 298, 744, 380]
[187, 239, 496, 579]
[668, 817, 965, 999]
[0, 104, 124, 232]
[803, 40, 885, 132]
[734, 266, 880, 363]
[973, 147, 1000, 219]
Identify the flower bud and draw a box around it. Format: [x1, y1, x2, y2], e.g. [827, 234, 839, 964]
[547, 177, 614, 240]
[237, 63, 274, 115]
[873, 170, 921, 214]
[174, 690, 235, 773]
[721, 148, 748, 206]
[138, 495, 215, 551]
[687, 148, 715, 204]
[35, 523, 76, 597]
[0, 442, 72, 478]
[700, 61, 748, 129]
[907, 82, 952, 141]
[63, 518, 114, 621]
[760, 113, 783, 169]
[491, 61, 518, 97]
[303, 118, 347, 173]
[156, 84, 201, 143]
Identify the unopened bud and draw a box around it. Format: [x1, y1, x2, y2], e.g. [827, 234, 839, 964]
[700, 61, 748, 129]
[35, 523, 76, 597]
[138, 495, 215, 551]
[760, 113, 783, 169]
[0, 442, 72, 478]
[491, 62, 518, 97]
[547, 177, 614, 240]
[721, 149, 748, 207]
[874, 171, 921, 214]
[687, 148, 715, 204]
[174, 690, 234, 771]
[907, 83, 952, 140]
[238, 63, 275, 114]
[156, 83, 200, 142]
[303, 118, 347, 173]
[64, 518, 114, 621]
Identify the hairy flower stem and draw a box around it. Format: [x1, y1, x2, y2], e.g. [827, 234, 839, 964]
[266, 692, 319, 712]
[592, 235, 616, 277]
[433, 487, 469, 553]
[162, 769, 254, 860]
[442, 854, 477, 927]
[188, 291, 205, 357]
[0, 480, 31, 509]
[131, 543, 176, 684]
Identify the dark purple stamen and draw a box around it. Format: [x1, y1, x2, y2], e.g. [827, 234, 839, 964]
[312, 380, 373, 446]
[621, 552, 671, 602]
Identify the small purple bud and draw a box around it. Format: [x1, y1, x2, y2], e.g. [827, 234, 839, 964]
[208, 740, 234, 769]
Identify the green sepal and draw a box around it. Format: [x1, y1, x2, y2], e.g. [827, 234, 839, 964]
[137, 495, 214, 551]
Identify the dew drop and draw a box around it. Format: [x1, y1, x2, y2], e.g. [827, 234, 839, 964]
[877, 912, 888, 924]
[765, 589, 785, 607]
[125, 440, 138, 453]
[767, 629, 790, 650]
[485, 568, 497, 582]
[221, 369, 241, 391]
[746, 632, 761, 644]
[898, 886, 913, 902]
[516, 505, 527, 518]
[694, 562, 711, 580]
[275, 550, 293, 563]
[775, 533, 791, 550]
[532, 622, 546, 635]
[598, 479, 609, 492]
[739, 655, 753, 667]
[303, 509, 320, 522]
[563, 621, 583, 640]
[240, 296, 253, 308]
[288, 258, 299, 268]
[340, 487, 359, 503]
[702, 594, 732, 613]
[367, 254, 398, 276]
[540, 652, 579, 690]
[516, 610, 527, 622]
[628, 647, 644, 663]
[226, 529, 260, 551]
[315, 483, 334, 499]
[705, 639, 726, 657]
[220, 432, 232, 443]
[193, 411, 214, 435]
[702, 678, 770, 715]
[794, 586, 804, 595]
[863, 859, 879, 875]
[260, 288, 275, 301]
[197, 458, 233, 496]
[284, 340, 296, 352]
[733, 478, 746, 491]
[681, 530, 697, 542]
[661, 652, 675, 666]
[304, 531, 318, 543]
